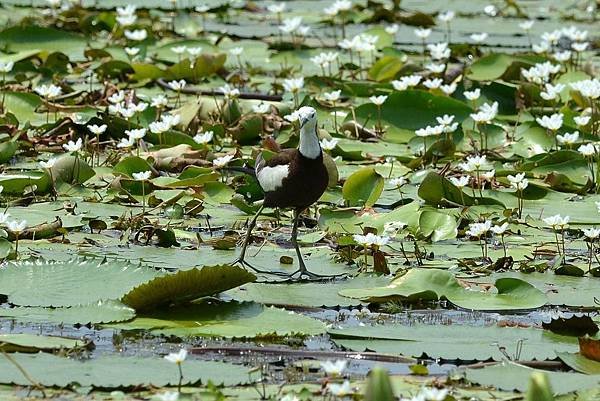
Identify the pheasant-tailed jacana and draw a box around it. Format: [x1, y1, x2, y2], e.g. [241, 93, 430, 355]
[234, 106, 338, 279]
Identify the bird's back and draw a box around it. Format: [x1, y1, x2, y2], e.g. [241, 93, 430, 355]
[255, 149, 329, 209]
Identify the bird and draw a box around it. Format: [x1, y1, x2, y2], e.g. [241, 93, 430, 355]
[233, 106, 339, 280]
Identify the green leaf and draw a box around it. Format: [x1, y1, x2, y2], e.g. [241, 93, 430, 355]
[50, 154, 95, 184]
[351, 90, 472, 136]
[0, 26, 87, 60]
[558, 352, 600, 375]
[121, 265, 256, 311]
[467, 53, 539, 81]
[0, 259, 162, 307]
[0, 353, 251, 387]
[330, 324, 578, 361]
[342, 167, 384, 207]
[418, 172, 504, 207]
[113, 156, 154, 177]
[418, 211, 458, 241]
[109, 301, 326, 338]
[0, 300, 136, 325]
[364, 367, 395, 401]
[339, 268, 547, 310]
[0, 171, 51, 195]
[0, 334, 87, 353]
[368, 55, 403, 82]
[2, 92, 43, 126]
[465, 361, 600, 394]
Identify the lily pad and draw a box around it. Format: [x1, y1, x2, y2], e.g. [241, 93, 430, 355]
[339, 268, 547, 310]
[0, 334, 87, 353]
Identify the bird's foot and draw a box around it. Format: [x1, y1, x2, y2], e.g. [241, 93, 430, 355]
[281, 268, 347, 282]
[232, 258, 289, 276]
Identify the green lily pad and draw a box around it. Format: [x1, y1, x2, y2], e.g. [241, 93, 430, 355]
[109, 301, 326, 338]
[339, 268, 547, 310]
[121, 265, 256, 311]
[0, 334, 87, 353]
[0, 353, 250, 387]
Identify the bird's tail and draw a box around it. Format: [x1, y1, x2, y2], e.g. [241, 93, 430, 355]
[220, 165, 256, 177]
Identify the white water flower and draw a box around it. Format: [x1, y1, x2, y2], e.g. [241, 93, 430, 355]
[124, 128, 146, 140]
[470, 101, 498, 123]
[353, 232, 389, 247]
[117, 137, 135, 148]
[164, 349, 187, 364]
[108, 91, 125, 104]
[450, 176, 469, 188]
[63, 138, 82, 153]
[463, 88, 481, 100]
[420, 387, 449, 401]
[124, 29, 147, 41]
[584, 228, 600, 239]
[543, 214, 569, 229]
[519, 20, 534, 31]
[157, 391, 179, 401]
[229, 47, 244, 56]
[213, 154, 234, 167]
[279, 16, 303, 34]
[149, 120, 170, 134]
[466, 220, 492, 238]
[161, 113, 181, 128]
[427, 42, 451, 60]
[39, 158, 57, 169]
[320, 138, 339, 150]
[470, 32, 488, 43]
[323, 90, 342, 102]
[117, 14, 137, 26]
[320, 360, 347, 376]
[540, 83, 565, 101]
[536, 113, 563, 131]
[414, 27, 432, 39]
[574, 115, 591, 127]
[385, 24, 399, 35]
[491, 222, 509, 235]
[171, 45, 187, 55]
[34, 84, 62, 99]
[0, 212, 10, 225]
[459, 154, 489, 172]
[437, 10, 454, 22]
[88, 124, 107, 135]
[167, 79, 186, 91]
[425, 63, 445, 73]
[327, 381, 352, 397]
[151, 95, 168, 108]
[282, 77, 304, 94]
[193, 131, 214, 144]
[556, 131, 579, 145]
[440, 82, 457, 95]
[124, 47, 140, 57]
[7, 220, 27, 233]
[415, 125, 443, 137]
[0, 61, 14, 73]
[218, 84, 240, 100]
[570, 79, 600, 99]
[267, 3, 285, 13]
[553, 50, 571, 62]
[132, 170, 151, 180]
[369, 95, 387, 106]
[187, 47, 203, 57]
[572, 42, 589, 52]
[578, 143, 597, 156]
[423, 78, 443, 89]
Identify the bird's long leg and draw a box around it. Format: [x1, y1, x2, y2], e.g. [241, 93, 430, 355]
[233, 205, 288, 276]
[287, 208, 346, 281]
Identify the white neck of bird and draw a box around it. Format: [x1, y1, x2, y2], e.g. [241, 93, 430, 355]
[299, 123, 321, 159]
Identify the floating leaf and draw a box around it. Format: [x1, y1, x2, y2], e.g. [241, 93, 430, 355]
[339, 268, 547, 310]
[0, 334, 87, 353]
[109, 301, 326, 338]
[342, 167, 384, 207]
[0, 259, 162, 307]
[0, 353, 250, 388]
[121, 265, 256, 311]
[0, 300, 136, 325]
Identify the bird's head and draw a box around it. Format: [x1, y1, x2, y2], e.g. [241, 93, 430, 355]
[297, 106, 317, 130]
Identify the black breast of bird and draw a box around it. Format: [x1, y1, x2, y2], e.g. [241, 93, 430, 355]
[255, 148, 329, 210]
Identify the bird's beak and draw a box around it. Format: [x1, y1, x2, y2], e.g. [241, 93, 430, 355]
[299, 116, 309, 128]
